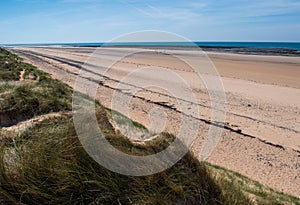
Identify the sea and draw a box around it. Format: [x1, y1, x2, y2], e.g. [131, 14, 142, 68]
[2, 42, 300, 56]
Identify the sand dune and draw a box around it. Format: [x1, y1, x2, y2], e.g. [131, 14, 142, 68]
[8, 46, 300, 197]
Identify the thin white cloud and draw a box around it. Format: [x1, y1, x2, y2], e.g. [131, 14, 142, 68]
[131, 5, 201, 21]
[203, 0, 300, 18]
[186, 2, 208, 9]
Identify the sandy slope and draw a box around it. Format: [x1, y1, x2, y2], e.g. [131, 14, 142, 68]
[8, 46, 300, 197]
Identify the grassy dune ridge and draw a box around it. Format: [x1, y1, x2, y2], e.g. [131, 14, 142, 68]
[0, 48, 298, 204]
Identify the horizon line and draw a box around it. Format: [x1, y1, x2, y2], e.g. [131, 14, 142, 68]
[2, 41, 300, 46]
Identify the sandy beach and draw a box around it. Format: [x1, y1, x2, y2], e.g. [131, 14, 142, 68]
[8, 46, 300, 197]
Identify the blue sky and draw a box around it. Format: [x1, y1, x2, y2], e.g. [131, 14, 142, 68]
[1, 0, 300, 43]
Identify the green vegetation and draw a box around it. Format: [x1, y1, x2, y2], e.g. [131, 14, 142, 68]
[206, 163, 300, 205]
[0, 48, 22, 81]
[0, 101, 250, 204]
[0, 113, 242, 205]
[0, 48, 298, 204]
[105, 107, 148, 131]
[0, 48, 47, 81]
[0, 79, 72, 126]
[0, 48, 72, 127]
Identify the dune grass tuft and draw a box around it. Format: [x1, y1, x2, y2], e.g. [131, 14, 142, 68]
[0, 111, 253, 205]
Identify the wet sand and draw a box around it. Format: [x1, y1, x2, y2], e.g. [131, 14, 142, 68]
[7, 46, 300, 197]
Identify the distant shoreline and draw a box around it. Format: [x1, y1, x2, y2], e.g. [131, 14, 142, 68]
[2, 42, 300, 57]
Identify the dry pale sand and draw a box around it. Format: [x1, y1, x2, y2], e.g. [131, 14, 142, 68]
[8, 46, 300, 198]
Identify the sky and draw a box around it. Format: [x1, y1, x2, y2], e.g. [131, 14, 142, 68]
[1, 0, 300, 44]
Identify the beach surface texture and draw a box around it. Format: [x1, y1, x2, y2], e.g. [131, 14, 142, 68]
[8, 46, 300, 197]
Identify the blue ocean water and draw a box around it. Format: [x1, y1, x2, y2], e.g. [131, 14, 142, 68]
[195, 42, 300, 51]
[2, 42, 300, 51]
